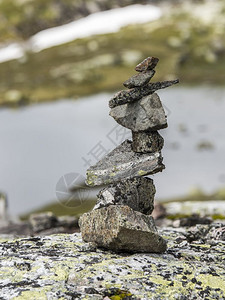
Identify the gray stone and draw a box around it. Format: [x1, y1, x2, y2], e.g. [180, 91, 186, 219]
[94, 177, 155, 214]
[110, 93, 167, 132]
[135, 56, 159, 72]
[29, 212, 58, 233]
[132, 130, 164, 153]
[86, 140, 164, 186]
[0, 192, 8, 224]
[123, 70, 155, 88]
[79, 205, 167, 253]
[0, 214, 79, 236]
[109, 79, 179, 108]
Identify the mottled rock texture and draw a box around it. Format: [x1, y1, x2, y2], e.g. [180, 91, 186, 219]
[86, 140, 164, 186]
[132, 130, 164, 153]
[110, 93, 168, 132]
[109, 80, 179, 108]
[135, 56, 159, 72]
[94, 177, 155, 214]
[0, 223, 225, 299]
[123, 70, 155, 88]
[79, 205, 166, 253]
[29, 212, 58, 233]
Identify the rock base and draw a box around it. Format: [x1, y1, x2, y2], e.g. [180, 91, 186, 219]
[79, 205, 167, 253]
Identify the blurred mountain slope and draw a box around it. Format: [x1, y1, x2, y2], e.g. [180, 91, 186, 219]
[0, 0, 150, 42]
[0, 0, 224, 107]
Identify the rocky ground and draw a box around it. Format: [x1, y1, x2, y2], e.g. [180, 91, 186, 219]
[0, 221, 225, 299]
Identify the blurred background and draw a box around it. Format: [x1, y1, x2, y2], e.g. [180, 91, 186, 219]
[0, 0, 225, 220]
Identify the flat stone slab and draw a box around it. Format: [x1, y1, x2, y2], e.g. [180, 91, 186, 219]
[79, 205, 166, 253]
[86, 140, 164, 186]
[132, 130, 164, 153]
[109, 79, 179, 108]
[95, 177, 155, 214]
[123, 70, 155, 88]
[110, 93, 168, 132]
[0, 222, 225, 299]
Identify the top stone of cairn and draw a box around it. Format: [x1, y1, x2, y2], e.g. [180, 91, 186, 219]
[135, 56, 159, 72]
[109, 56, 179, 109]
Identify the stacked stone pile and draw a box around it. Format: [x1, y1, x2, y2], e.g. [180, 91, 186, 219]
[79, 57, 179, 253]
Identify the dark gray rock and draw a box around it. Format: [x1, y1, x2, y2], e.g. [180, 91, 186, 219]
[28, 212, 79, 234]
[123, 70, 155, 88]
[110, 93, 168, 132]
[94, 177, 155, 214]
[86, 140, 164, 186]
[109, 79, 179, 108]
[29, 212, 58, 233]
[135, 56, 159, 72]
[132, 131, 164, 153]
[79, 205, 167, 253]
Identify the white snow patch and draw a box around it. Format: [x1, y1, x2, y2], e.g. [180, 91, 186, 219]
[0, 43, 24, 63]
[0, 4, 162, 63]
[30, 4, 162, 52]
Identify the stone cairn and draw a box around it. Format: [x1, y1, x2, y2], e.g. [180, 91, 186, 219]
[79, 57, 179, 253]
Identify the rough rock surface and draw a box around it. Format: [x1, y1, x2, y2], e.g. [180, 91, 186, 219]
[94, 177, 155, 214]
[0, 213, 79, 236]
[109, 80, 179, 108]
[29, 212, 58, 233]
[123, 70, 155, 88]
[86, 140, 164, 186]
[165, 200, 225, 218]
[110, 93, 168, 132]
[135, 56, 159, 72]
[79, 205, 166, 253]
[0, 222, 225, 299]
[132, 131, 164, 153]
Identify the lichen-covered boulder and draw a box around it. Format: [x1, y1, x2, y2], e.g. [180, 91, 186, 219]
[0, 223, 225, 299]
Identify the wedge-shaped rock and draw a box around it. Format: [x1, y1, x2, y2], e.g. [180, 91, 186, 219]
[110, 93, 167, 132]
[86, 140, 164, 186]
[123, 70, 155, 88]
[132, 131, 164, 153]
[109, 79, 179, 108]
[94, 177, 155, 214]
[135, 56, 159, 72]
[79, 205, 167, 253]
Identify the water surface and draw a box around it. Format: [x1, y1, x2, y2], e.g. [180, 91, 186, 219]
[0, 86, 225, 215]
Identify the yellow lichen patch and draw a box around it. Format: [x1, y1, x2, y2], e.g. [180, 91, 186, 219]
[48, 263, 70, 281]
[197, 274, 225, 293]
[190, 243, 211, 249]
[12, 287, 52, 300]
[138, 170, 147, 176]
[86, 172, 98, 186]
